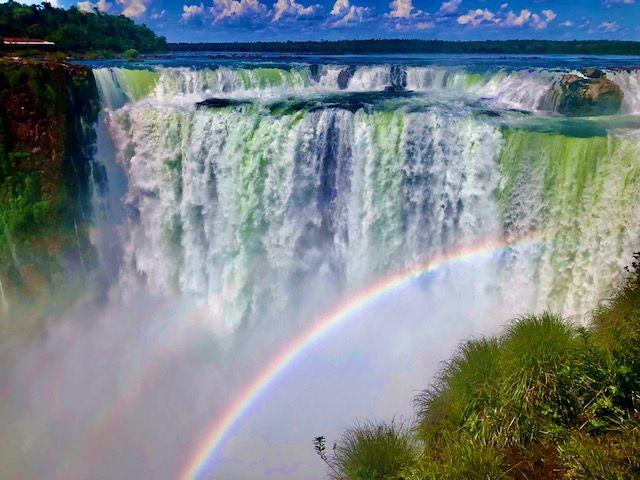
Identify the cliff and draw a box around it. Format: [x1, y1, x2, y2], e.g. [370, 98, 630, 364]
[0, 59, 99, 333]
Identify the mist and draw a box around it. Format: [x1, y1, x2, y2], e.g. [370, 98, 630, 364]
[0, 250, 525, 479]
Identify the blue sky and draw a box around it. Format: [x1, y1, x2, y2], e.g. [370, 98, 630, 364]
[31, 0, 640, 43]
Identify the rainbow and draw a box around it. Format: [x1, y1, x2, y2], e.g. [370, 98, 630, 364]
[179, 234, 541, 480]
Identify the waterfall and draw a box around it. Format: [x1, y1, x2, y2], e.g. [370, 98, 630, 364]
[92, 64, 640, 328]
[608, 69, 640, 113]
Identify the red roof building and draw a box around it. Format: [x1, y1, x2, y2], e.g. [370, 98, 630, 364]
[2, 38, 55, 46]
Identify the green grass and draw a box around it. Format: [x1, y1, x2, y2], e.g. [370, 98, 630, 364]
[318, 254, 640, 479]
[325, 420, 419, 480]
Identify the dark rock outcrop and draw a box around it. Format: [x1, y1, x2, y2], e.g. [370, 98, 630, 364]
[337, 66, 357, 90]
[385, 65, 408, 93]
[556, 69, 623, 117]
[196, 98, 252, 109]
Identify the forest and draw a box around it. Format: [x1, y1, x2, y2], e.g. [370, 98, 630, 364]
[0, 2, 166, 55]
[171, 39, 640, 55]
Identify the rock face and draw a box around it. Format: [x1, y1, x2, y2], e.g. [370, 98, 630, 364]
[385, 66, 408, 93]
[556, 68, 623, 117]
[337, 66, 357, 90]
[0, 59, 99, 329]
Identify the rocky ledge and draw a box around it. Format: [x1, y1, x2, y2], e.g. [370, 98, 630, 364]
[557, 68, 624, 117]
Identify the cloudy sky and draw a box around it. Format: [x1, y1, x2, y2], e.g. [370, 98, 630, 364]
[24, 0, 640, 51]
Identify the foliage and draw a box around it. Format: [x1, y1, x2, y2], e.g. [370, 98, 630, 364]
[316, 420, 419, 480]
[171, 39, 640, 56]
[0, 2, 166, 55]
[318, 255, 640, 479]
[0, 59, 98, 329]
[123, 48, 139, 61]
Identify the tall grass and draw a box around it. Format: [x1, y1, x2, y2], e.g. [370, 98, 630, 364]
[318, 254, 640, 479]
[328, 420, 419, 480]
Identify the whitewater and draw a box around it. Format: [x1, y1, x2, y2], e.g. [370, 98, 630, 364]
[95, 59, 640, 324]
[2, 54, 640, 479]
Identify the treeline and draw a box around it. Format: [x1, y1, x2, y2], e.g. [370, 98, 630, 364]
[171, 39, 640, 55]
[316, 254, 640, 479]
[0, 2, 166, 54]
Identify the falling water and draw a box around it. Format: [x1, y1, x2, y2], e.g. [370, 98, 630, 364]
[92, 63, 640, 327]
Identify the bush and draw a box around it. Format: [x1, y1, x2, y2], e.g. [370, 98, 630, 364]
[123, 48, 139, 62]
[321, 420, 419, 480]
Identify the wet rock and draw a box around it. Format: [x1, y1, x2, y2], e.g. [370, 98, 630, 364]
[557, 71, 623, 117]
[388, 65, 407, 92]
[384, 84, 405, 93]
[337, 66, 356, 90]
[196, 98, 252, 109]
[308, 64, 322, 82]
[580, 67, 606, 79]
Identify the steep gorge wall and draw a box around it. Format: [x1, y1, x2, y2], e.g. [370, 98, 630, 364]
[0, 60, 99, 332]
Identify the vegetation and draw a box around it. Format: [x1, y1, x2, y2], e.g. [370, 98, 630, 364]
[315, 422, 419, 480]
[0, 59, 99, 333]
[0, 2, 166, 56]
[316, 253, 640, 479]
[123, 48, 139, 61]
[171, 39, 640, 56]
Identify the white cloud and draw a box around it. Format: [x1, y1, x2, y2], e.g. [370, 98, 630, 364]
[182, 3, 205, 20]
[385, 0, 433, 30]
[116, 0, 146, 17]
[211, 0, 268, 21]
[599, 20, 620, 32]
[458, 6, 556, 29]
[531, 9, 556, 29]
[97, 0, 111, 11]
[14, 0, 60, 7]
[272, 0, 317, 21]
[503, 9, 531, 27]
[415, 21, 435, 29]
[328, 0, 371, 26]
[150, 8, 166, 18]
[77, 0, 111, 12]
[330, 0, 348, 15]
[78, 1, 94, 12]
[560, 20, 574, 27]
[438, 0, 461, 15]
[388, 0, 416, 19]
[457, 8, 496, 26]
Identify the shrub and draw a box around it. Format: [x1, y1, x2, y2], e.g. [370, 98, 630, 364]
[324, 420, 419, 480]
[124, 48, 139, 62]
